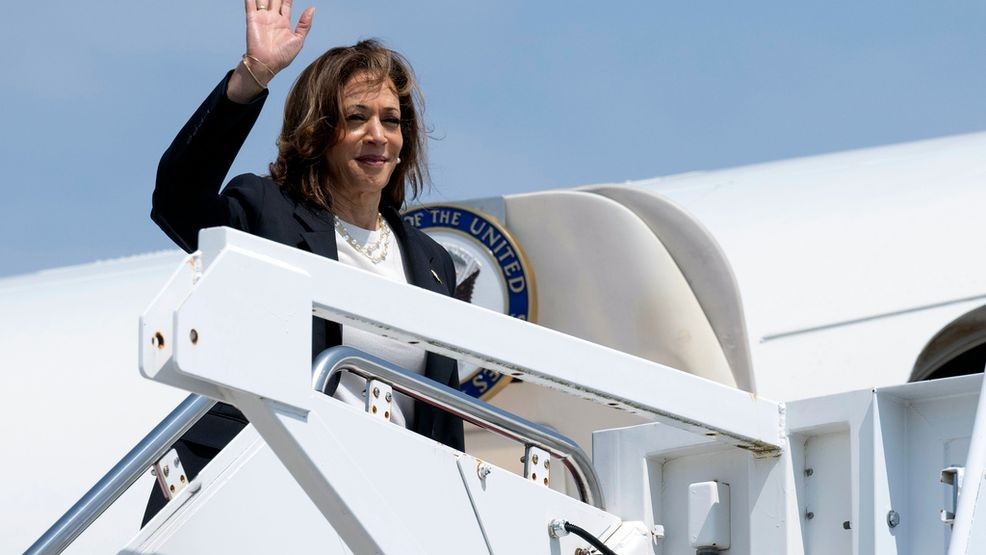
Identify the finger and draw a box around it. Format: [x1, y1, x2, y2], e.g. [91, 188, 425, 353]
[282, 0, 293, 19]
[269, 0, 282, 16]
[245, 0, 256, 14]
[295, 7, 314, 40]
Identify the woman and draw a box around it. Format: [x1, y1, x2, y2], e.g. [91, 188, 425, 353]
[146, 0, 462, 523]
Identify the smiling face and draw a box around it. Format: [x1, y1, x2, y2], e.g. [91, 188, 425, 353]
[326, 72, 404, 201]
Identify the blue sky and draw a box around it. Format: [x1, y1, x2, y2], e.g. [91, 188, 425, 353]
[3, 1, 986, 277]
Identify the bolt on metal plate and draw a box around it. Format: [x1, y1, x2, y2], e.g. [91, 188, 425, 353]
[152, 448, 188, 501]
[524, 445, 550, 487]
[364, 379, 393, 421]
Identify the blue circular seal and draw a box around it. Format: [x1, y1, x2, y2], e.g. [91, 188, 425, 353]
[403, 204, 536, 400]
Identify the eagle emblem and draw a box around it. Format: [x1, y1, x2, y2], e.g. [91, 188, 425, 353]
[403, 205, 536, 400]
[447, 244, 482, 303]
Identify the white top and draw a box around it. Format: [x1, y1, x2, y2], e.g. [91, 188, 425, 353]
[333, 216, 427, 428]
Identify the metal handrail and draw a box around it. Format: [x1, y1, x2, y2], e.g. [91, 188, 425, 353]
[25, 394, 215, 555]
[30, 346, 606, 553]
[312, 346, 606, 510]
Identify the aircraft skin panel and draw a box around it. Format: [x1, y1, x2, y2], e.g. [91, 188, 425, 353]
[613, 131, 986, 343]
[0, 252, 188, 554]
[754, 297, 985, 401]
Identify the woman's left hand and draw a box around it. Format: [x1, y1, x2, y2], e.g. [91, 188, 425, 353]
[244, 0, 315, 77]
[228, 0, 314, 102]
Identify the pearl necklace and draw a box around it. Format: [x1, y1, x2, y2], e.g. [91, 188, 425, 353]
[334, 214, 391, 264]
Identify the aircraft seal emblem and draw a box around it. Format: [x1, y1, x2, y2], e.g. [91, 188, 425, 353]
[403, 204, 537, 400]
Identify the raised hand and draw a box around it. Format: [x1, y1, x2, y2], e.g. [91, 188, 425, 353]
[246, 0, 314, 75]
[228, 0, 314, 102]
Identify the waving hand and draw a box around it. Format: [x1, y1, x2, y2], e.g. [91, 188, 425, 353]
[228, 0, 315, 102]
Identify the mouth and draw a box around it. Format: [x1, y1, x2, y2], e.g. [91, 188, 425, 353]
[355, 155, 389, 167]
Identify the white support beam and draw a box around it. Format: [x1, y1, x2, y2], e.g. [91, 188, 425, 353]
[142, 227, 783, 454]
[949, 370, 986, 555]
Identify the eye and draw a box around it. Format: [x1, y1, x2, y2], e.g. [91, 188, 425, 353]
[383, 117, 401, 127]
[346, 113, 367, 122]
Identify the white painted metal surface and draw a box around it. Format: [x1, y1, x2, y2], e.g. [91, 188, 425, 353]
[585, 185, 754, 391]
[138, 231, 655, 553]
[948, 370, 986, 555]
[0, 252, 187, 554]
[687, 481, 731, 550]
[592, 375, 986, 554]
[594, 422, 791, 554]
[125, 419, 631, 555]
[141, 227, 783, 453]
[502, 190, 737, 389]
[803, 431, 852, 553]
[127, 424, 357, 554]
[129, 227, 986, 554]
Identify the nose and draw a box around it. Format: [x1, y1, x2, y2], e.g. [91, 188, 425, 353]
[364, 117, 387, 144]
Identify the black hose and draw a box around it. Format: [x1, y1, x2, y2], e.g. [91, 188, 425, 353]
[563, 521, 619, 555]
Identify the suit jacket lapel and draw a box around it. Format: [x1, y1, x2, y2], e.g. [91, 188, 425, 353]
[294, 204, 339, 260]
[383, 207, 445, 294]
[292, 203, 343, 358]
[293, 203, 445, 289]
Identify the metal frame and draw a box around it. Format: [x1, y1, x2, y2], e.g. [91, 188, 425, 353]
[140, 228, 783, 454]
[29, 343, 606, 554]
[126, 228, 790, 551]
[312, 346, 605, 509]
[948, 369, 986, 555]
[25, 394, 215, 555]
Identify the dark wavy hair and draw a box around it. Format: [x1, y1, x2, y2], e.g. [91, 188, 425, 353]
[269, 39, 428, 210]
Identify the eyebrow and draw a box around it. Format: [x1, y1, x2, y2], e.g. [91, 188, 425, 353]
[346, 103, 401, 114]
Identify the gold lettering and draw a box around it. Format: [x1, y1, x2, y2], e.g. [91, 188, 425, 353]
[503, 260, 521, 275]
[471, 374, 489, 393]
[481, 226, 502, 248]
[497, 246, 515, 262]
[438, 210, 452, 224]
[469, 218, 486, 235]
[450, 212, 461, 226]
[508, 276, 526, 293]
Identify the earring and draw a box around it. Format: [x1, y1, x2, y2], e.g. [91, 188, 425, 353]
[396, 157, 402, 164]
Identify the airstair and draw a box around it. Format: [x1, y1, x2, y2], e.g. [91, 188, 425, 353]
[26, 227, 986, 554]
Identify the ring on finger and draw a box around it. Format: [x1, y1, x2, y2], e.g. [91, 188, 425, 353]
[256, 2, 268, 9]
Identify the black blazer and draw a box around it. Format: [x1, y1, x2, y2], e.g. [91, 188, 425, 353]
[151, 73, 464, 452]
